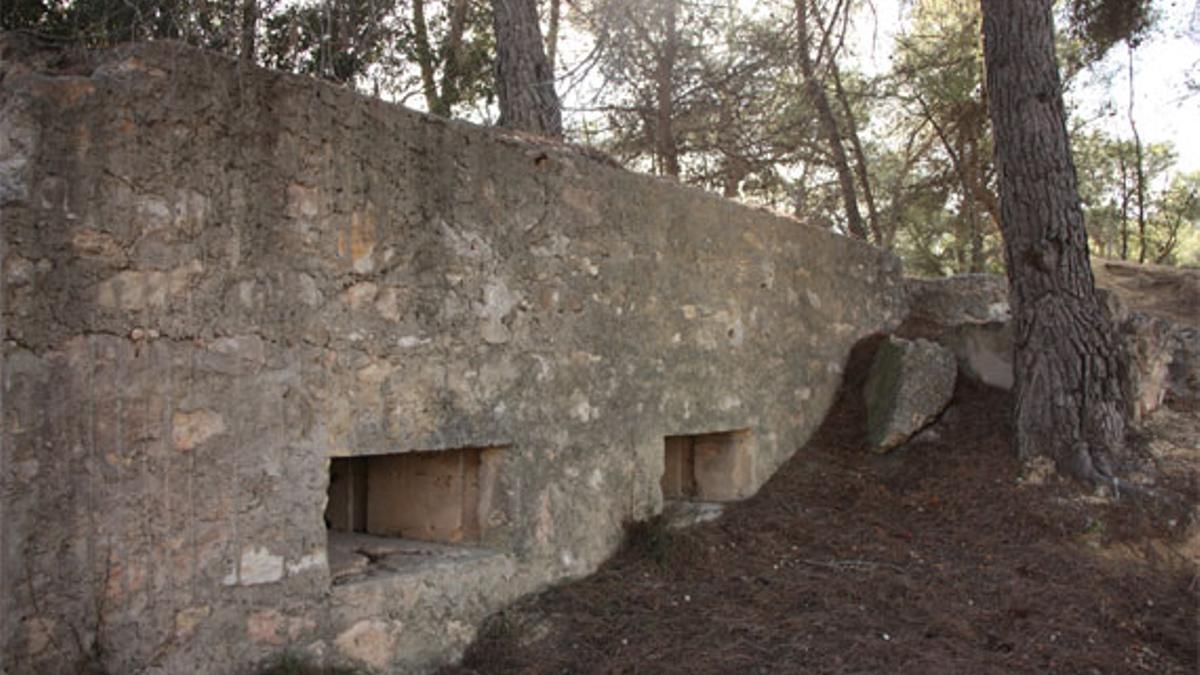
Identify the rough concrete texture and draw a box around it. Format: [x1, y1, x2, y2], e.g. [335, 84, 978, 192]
[0, 38, 905, 674]
[863, 336, 957, 452]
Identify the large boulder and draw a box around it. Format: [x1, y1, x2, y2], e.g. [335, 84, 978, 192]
[864, 336, 957, 452]
[904, 275, 1013, 390]
[905, 274, 1010, 327]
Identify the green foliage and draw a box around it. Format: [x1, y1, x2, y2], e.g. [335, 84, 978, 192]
[578, 0, 817, 197]
[2, 0, 248, 48]
[261, 0, 393, 85]
[1073, 130, 1198, 264]
[1066, 0, 1156, 62]
[2, 0, 496, 110]
[882, 0, 1003, 274]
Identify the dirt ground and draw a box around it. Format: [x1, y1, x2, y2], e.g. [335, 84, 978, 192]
[443, 340, 1198, 675]
[1093, 258, 1200, 330]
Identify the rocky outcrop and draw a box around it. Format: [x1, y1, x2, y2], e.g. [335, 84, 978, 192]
[902, 270, 1200, 420]
[1118, 313, 1177, 422]
[863, 336, 957, 452]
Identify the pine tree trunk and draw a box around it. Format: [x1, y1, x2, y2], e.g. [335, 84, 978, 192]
[655, 0, 680, 178]
[1127, 43, 1148, 263]
[546, 0, 561, 71]
[239, 0, 257, 62]
[437, 0, 472, 116]
[980, 0, 1127, 482]
[796, 0, 867, 240]
[412, 0, 441, 113]
[965, 135, 984, 273]
[492, 0, 563, 138]
[1118, 150, 1130, 259]
[832, 64, 881, 244]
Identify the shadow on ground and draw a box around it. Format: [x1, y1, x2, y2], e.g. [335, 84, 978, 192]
[444, 340, 1198, 675]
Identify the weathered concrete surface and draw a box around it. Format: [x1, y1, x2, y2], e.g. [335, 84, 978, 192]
[863, 336, 956, 451]
[0, 37, 905, 674]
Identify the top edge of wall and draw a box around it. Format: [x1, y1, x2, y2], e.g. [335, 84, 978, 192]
[0, 31, 895, 261]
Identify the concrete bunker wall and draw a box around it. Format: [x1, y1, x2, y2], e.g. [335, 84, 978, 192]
[0, 39, 905, 674]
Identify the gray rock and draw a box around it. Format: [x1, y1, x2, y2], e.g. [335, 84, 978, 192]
[864, 336, 957, 452]
[903, 275, 1013, 390]
[1168, 327, 1199, 407]
[905, 274, 1010, 327]
[942, 322, 1014, 390]
[1119, 312, 1176, 422]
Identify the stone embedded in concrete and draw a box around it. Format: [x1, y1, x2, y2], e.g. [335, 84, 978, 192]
[171, 409, 226, 452]
[334, 619, 399, 671]
[863, 336, 957, 452]
[174, 606, 211, 640]
[247, 610, 287, 645]
[1, 37, 906, 675]
[237, 546, 286, 586]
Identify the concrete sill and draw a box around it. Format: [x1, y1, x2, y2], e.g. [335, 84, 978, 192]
[327, 531, 507, 587]
[662, 500, 726, 529]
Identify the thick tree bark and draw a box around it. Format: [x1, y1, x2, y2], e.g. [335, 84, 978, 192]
[796, 0, 867, 240]
[492, 0, 563, 138]
[981, 0, 1127, 482]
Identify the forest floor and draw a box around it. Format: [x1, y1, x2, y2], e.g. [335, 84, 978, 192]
[443, 338, 1199, 675]
[1093, 257, 1200, 328]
